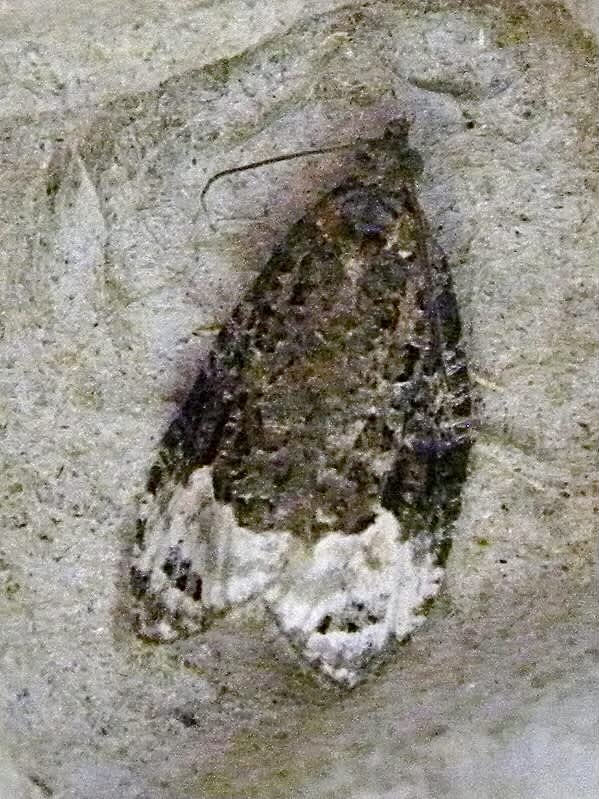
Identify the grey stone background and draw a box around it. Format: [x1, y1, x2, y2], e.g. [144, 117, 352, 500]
[0, 1, 597, 797]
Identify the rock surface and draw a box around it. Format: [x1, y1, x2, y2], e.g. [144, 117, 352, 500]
[0, 1, 597, 798]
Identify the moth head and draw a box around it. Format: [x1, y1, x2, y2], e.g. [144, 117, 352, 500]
[200, 116, 423, 228]
[355, 116, 424, 189]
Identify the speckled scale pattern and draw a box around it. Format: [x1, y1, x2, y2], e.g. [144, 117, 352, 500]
[130, 120, 473, 686]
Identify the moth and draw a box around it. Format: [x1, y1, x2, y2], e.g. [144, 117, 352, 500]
[130, 118, 472, 687]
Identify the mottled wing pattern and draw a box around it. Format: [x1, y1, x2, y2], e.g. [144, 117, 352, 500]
[130, 172, 472, 685]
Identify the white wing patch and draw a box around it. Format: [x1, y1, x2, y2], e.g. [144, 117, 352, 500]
[133, 466, 443, 686]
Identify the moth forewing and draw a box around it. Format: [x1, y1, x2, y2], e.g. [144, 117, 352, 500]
[130, 120, 472, 686]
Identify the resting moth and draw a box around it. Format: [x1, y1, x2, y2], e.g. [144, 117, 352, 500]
[130, 118, 473, 687]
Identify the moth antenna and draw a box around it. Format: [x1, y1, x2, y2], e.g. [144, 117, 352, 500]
[199, 142, 354, 229]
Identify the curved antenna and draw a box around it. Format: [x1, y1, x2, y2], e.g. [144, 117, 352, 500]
[199, 142, 356, 229]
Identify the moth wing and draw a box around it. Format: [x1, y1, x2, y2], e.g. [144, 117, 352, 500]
[131, 347, 293, 642]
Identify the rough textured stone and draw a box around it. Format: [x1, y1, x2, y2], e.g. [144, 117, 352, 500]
[0, 1, 596, 797]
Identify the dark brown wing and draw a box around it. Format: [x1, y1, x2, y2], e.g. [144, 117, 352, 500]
[141, 179, 471, 549]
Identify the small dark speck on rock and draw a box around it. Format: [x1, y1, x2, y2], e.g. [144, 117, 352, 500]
[29, 776, 53, 797]
[175, 709, 200, 728]
[428, 723, 449, 738]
